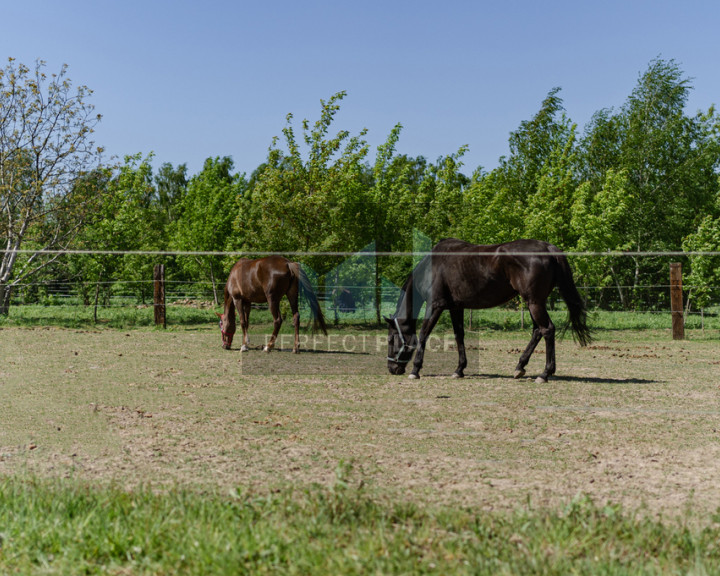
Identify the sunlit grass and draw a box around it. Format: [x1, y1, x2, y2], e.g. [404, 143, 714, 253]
[1, 472, 719, 575]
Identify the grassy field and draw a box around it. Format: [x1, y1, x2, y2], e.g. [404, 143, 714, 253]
[3, 298, 720, 334]
[2, 305, 720, 573]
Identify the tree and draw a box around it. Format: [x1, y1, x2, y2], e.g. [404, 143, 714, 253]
[70, 154, 160, 316]
[415, 147, 470, 242]
[154, 161, 188, 227]
[578, 58, 720, 307]
[172, 156, 245, 304]
[461, 169, 526, 244]
[501, 87, 571, 203]
[682, 184, 720, 310]
[0, 58, 103, 314]
[524, 125, 578, 247]
[237, 92, 372, 277]
[462, 88, 574, 245]
[570, 169, 634, 307]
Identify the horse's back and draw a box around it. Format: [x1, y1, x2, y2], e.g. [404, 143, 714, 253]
[493, 240, 564, 298]
[227, 256, 294, 302]
[431, 238, 558, 257]
[423, 238, 562, 307]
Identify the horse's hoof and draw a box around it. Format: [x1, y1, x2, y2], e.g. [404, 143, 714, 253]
[263, 346, 272, 353]
[535, 376, 548, 384]
[514, 369, 526, 379]
[292, 349, 299, 354]
[451, 372, 464, 379]
[240, 345, 249, 352]
[408, 373, 420, 380]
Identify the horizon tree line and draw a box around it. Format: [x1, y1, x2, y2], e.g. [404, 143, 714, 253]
[2, 57, 720, 318]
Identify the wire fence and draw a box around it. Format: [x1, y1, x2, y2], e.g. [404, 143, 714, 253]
[3, 249, 720, 332]
[6, 279, 720, 332]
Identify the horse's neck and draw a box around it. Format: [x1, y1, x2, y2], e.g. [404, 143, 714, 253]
[223, 290, 236, 326]
[396, 277, 419, 332]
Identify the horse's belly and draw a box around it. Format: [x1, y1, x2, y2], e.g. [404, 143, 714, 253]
[243, 291, 268, 303]
[445, 280, 517, 310]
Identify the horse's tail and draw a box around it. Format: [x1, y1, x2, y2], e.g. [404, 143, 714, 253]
[553, 252, 592, 347]
[288, 262, 328, 336]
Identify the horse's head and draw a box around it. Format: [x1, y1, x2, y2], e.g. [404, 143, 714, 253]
[216, 312, 235, 350]
[385, 315, 416, 375]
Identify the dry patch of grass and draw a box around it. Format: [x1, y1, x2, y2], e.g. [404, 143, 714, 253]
[1, 325, 719, 521]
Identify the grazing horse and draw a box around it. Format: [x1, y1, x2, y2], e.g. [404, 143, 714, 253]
[386, 238, 591, 382]
[217, 256, 327, 353]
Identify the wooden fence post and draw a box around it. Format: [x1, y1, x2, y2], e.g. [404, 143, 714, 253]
[154, 264, 166, 329]
[670, 262, 683, 340]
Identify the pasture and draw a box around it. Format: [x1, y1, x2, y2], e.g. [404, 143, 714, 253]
[2, 321, 719, 517]
[2, 317, 720, 572]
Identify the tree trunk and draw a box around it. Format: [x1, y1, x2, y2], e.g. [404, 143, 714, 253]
[333, 268, 340, 326]
[0, 283, 11, 316]
[609, 264, 626, 309]
[94, 273, 102, 323]
[375, 257, 381, 325]
[210, 265, 219, 306]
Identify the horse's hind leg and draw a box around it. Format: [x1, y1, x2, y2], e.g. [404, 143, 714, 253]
[264, 297, 283, 352]
[514, 320, 542, 379]
[514, 301, 555, 383]
[287, 285, 300, 353]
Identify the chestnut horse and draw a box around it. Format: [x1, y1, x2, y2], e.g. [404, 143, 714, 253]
[217, 256, 327, 353]
[386, 238, 591, 382]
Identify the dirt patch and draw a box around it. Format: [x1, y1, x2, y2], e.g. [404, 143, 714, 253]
[1, 325, 719, 521]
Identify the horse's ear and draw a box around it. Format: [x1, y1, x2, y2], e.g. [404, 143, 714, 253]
[383, 315, 393, 324]
[215, 312, 223, 319]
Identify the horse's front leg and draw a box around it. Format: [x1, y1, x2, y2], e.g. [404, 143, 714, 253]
[240, 300, 251, 352]
[449, 309, 467, 378]
[409, 307, 443, 380]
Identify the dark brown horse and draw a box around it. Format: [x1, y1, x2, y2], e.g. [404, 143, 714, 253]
[386, 238, 591, 382]
[218, 256, 327, 353]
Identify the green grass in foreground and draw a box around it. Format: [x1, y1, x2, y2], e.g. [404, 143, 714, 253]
[1, 470, 719, 575]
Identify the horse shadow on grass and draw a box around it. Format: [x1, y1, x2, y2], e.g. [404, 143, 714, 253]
[227, 346, 372, 356]
[417, 372, 658, 385]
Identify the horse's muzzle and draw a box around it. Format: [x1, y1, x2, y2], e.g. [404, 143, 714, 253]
[388, 363, 406, 376]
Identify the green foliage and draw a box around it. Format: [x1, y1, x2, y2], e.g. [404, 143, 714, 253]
[462, 170, 525, 244]
[171, 156, 245, 302]
[570, 169, 634, 301]
[155, 161, 189, 225]
[463, 88, 575, 246]
[415, 147, 470, 242]
[575, 59, 720, 307]
[70, 154, 162, 306]
[525, 125, 578, 246]
[683, 207, 720, 309]
[237, 91, 372, 276]
[581, 59, 719, 252]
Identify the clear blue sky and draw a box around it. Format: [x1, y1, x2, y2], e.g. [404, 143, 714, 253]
[5, 0, 719, 176]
